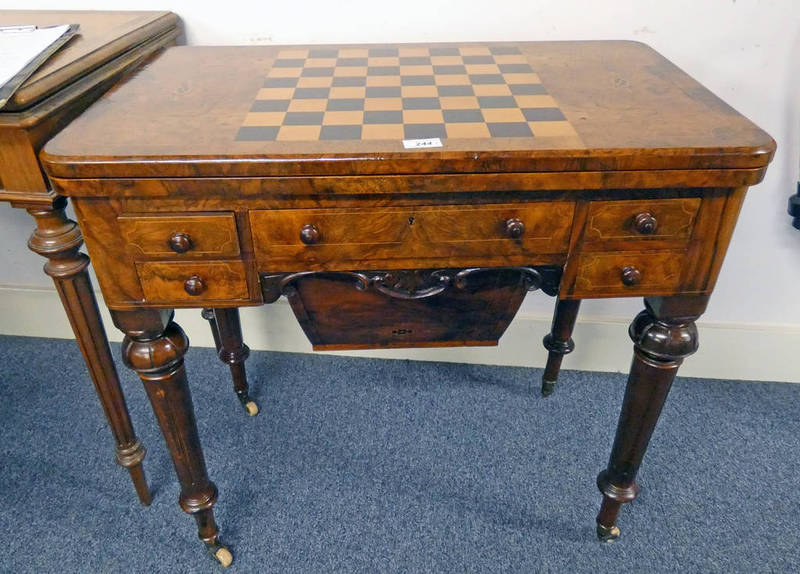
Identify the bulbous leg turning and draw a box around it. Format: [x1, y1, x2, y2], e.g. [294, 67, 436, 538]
[115, 309, 231, 566]
[595, 296, 704, 541]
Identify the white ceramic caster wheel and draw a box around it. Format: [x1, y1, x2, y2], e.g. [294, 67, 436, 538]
[245, 401, 259, 416]
[214, 546, 233, 568]
[597, 524, 621, 543]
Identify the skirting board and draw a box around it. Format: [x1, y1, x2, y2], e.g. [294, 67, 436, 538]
[0, 285, 797, 383]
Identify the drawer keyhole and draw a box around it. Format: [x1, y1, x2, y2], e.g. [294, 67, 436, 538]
[408, 216, 415, 226]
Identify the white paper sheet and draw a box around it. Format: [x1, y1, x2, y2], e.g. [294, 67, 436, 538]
[0, 24, 72, 97]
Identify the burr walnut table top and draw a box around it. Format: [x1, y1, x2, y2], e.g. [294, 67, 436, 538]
[41, 41, 774, 181]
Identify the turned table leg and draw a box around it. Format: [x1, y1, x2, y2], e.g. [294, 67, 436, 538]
[27, 198, 150, 505]
[541, 298, 581, 396]
[595, 295, 704, 542]
[202, 308, 257, 416]
[114, 309, 232, 567]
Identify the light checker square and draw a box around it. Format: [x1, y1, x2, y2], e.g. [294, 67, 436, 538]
[236, 45, 577, 143]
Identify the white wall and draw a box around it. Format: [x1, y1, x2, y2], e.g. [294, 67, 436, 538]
[1, 1, 799, 381]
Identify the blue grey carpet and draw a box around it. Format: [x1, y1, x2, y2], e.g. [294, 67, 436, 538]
[0, 334, 798, 573]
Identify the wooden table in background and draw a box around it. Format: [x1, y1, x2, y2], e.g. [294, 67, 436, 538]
[0, 10, 180, 505]
[41, 41, 774, 567]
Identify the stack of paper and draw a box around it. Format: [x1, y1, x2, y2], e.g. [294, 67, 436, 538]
[0, 24, 78, 110]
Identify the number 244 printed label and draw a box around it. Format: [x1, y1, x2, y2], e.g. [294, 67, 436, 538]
[402, 138, 443, 149]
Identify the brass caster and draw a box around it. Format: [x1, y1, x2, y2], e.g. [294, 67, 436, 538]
[541, 380, 555, 397]
[207, 543, 233, 568]
[245, 400, 259, 417]
[596, 523, 621, 543]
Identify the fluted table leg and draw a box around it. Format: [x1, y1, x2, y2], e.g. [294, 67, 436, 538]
[27, 197, 150, 505]
[114, 308, 231, 567]
[596, 295, 705, 541]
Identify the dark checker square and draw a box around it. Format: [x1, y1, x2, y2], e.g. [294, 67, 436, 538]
[326, 98, 365, 111]
[462, 55, 494, 64]
[364, 110, 403, 124]
[404, 123, 447, 139]
[263, 77, 298, 88]
[333, 77, 367, 87]
[478, 95, 518, 108]
[499, 63, 534, 73]
[251, 99, 290, 112]
[469, 74, 505, 85]
[301, 67, 335, 77]
[443, 109, 484, 123]
[274, 58, 305, 68]
[366, 86, 402, 98]
[489, 46, 521, 55]
[401, 75, 436, 86]
[236, 126, 279, 141]
[523, 107, 567, 121]
[510, 84, 547, 95]
[294, 87, 331, 99]
[403, 97, 441, 110]
[337, 57, 368, 66]
[320, 125, 362, 140]
[400, 56, 431, 65]
[438, 85, 474, 97]
[429, 47, 460, 56]
[309, 48, 339, 58]
[488, 122, 533, 137]
[433, 65, 467, 75]
[283, 112, 325, 125]
[368, 66, 401, 76]
[368, 47, 399, 57]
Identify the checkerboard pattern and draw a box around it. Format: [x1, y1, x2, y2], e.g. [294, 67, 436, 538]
[236, 45, 577, 142]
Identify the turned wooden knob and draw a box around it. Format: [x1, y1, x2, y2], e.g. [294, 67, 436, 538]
[300, 224, 320, 245]
[633, 212, 658, 235]
[184, 275, 206, 296]
[168, 232, 193, 253]
[620, 265, 642, 287]
[505, 218, 525, 239]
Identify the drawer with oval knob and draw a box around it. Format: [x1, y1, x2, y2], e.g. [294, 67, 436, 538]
[582, 198, 701, 247]
[571, 250, 685, 297]
[118, 213, 240, 258]
[136, 261, 249, 303]
[249, 202, 575, 270]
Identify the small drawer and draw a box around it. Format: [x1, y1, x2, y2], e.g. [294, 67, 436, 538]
[136, 261, 249, 303]
[583, 199, 700, 245]
[571, 251, 684, 297]
[249, 202, 575, 270]
[119, 213, 240, 258]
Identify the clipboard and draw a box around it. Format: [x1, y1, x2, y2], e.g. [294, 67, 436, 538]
[0, 23, 79, 111]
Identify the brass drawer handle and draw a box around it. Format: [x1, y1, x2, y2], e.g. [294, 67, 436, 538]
[620, 265, 642, 286]
[168, 232, 194, 253]
[633, 212, 658, 235]
[505, 218, 525, 239]
[184, 275, 206, 296]
[300, 224, 320, 245]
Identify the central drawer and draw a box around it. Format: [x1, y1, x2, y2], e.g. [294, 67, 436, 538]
[249, 202, 575, 271]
